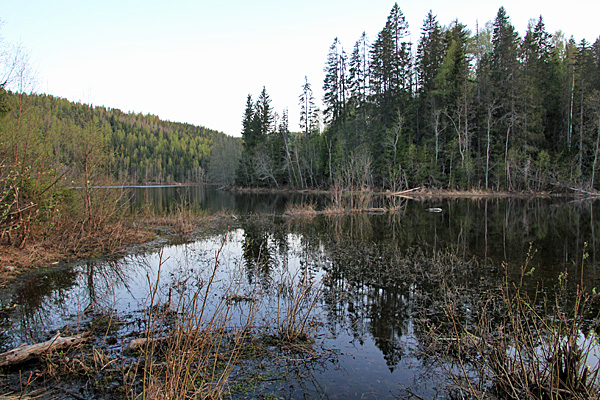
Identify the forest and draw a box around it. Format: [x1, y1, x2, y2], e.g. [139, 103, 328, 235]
[0, 89, 239, 249]
[1, 4, 600, 252]
[0, 91, 241, 186]
[237, 5, 600, 192]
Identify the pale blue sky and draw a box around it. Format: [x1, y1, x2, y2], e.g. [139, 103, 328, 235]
[2, 0, 598, 136]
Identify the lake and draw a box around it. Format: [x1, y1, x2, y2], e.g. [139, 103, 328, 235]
[1, 185, 599, 398]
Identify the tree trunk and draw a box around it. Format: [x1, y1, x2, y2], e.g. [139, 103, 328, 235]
[591, 116, 600, 189]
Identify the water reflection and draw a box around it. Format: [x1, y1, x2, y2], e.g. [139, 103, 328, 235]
[1, 188, 599, 398]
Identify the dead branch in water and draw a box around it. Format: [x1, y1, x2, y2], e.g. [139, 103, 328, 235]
[0, 332, 88, 367]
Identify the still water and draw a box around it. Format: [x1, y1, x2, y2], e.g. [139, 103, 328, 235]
[1, 185, 599, 398]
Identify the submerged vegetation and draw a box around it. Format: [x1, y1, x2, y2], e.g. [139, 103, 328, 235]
[0, 197, 599, 398]
[426, 248, 600, 399]
[0, 231, 330, 399]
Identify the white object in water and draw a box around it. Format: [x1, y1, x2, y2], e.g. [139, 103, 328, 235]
[426, 207, 442, 213]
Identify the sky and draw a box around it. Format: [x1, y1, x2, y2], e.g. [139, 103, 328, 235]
[2, 0, 599, 137]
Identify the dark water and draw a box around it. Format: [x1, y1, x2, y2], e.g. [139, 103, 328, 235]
[1, 185, 599, 398]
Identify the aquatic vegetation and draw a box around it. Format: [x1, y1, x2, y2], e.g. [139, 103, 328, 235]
[284, 203, 318, 218]
[273, 267, 323, 345]
[428, 248, 600, 399]
[129, 239, 256, 400]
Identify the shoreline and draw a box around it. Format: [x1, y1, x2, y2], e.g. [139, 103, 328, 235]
[1, 186, 598, 284]
[230, 185, 599, 199]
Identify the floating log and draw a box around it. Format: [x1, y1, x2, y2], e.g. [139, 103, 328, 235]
[364, 207, 387, 214]
[568, 187, 600, 196]
[0, 332, 88, 367]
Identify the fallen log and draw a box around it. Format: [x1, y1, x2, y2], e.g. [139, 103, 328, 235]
[0, 332, 88, 367]
[389, 187, 421, 196]
[363, 207, 387, 214]
[568, 187, 600, 196]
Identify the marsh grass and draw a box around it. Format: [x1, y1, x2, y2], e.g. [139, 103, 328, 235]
[136, 196, 209, 238]
[284, 203, 318, 219]
[323, 185, 404, 215]
[430, 246, 600, 399]
[127, 235, 258, 400]
[273, 267, 323, 345]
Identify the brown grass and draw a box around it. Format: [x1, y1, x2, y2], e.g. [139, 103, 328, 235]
[284, 203, 318, 218]
[427, 247, 600, 399]
[127, 236, 257, 400]
[0, 220, 152, 284]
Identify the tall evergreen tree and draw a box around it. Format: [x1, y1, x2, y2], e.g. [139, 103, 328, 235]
[416, 11, 444, 95]
[520, 17, 558, 154]
[241, 94, 257, 149]
[299, 76, 319, 135]
[323, 38, 347, 125]
[486, 7, 521, 188]
[370, 2, 412, 127]
[415, 11, 446, 161]
[348, 32, 370, 105]
[256, 86, 275, 137]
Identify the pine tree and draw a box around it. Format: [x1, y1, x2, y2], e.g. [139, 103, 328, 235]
[415, 11, 445, 160]
[256, 86, 274, 137]
[487, 7, 520, 188]
[299, 76, 318, 135]
[416, 11, 444, 95]
[241, 94, 257, 149]
[348, 32, 370, 105]
[370, 2, 412, 128]
[323, 38, 347, 125]
[520, 17, 557, 154]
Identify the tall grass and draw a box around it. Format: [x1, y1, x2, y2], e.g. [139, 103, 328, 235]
[273, 266, 323, 344]
[130, 234, 257, 400]
[431, 246, 600, 399]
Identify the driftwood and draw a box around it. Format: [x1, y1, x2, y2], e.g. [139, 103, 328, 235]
[389, 187, 421, 197]
[363, 207, 387, 214]
[0, 332, 88, 367]
[568, 187, 600, 196]
[123, 336, 169, 354]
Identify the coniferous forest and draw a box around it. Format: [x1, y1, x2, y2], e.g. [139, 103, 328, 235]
[0, 91, 241, 186]
[237, 5, 600, 192]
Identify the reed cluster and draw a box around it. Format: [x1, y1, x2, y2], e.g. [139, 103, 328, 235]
[428, 247, 600, 399]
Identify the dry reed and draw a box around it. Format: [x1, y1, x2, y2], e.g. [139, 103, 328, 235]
[429, 246, 600, 399]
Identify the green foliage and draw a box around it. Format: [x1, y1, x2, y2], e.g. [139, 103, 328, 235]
[0, 92, 237, 185]
[235, 4, 600, 192]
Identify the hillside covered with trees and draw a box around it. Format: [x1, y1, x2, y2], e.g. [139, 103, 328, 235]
[237, 5, 600, 192]
[0, 92, 241, 186]
[0, 88, 239, 250]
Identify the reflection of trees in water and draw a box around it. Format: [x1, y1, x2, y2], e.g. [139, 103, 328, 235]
[319, 225, 480, 369]
[234, 212, 452, 369]
[0, 266, 79, 350]
[0, 258, 136, 351]
[3, 196, 597, 373]
[239, 216, 327, 290]
[241, 217, 275, 287]
[368, 288, 410, 371]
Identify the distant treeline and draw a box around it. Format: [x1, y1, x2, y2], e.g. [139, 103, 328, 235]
[237, 5, 600, 191]
[0, 92, 241, 185]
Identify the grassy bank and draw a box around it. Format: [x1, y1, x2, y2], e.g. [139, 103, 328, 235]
[0, 183, 235, 286]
